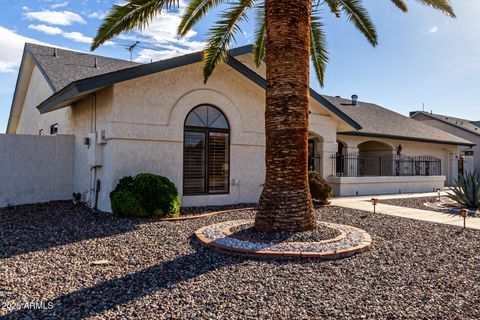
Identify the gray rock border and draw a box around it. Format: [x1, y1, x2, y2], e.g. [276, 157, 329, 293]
[195, 220, 372, 259]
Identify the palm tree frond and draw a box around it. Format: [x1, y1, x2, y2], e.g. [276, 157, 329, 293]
[253, 3, 265, 67]
[203, 0, 254, 82]
[177, 0, 228, 37]
[310, 15, 329, 87]
[416, 0, 455, 17]
[324, 0, 341, 17]
[390, 0, 408, 12]
[92, 0, 178, 50]
[335, 0, 378, 46]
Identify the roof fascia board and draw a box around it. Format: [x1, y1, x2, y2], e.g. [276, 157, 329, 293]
[226, 55, 266, 89]
[338, 131, 475, 147]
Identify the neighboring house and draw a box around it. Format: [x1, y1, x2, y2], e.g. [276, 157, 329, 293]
[3, 43, 474, 211]
[410, 111, 479, 175]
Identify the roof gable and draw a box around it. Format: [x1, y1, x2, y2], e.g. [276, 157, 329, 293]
[411, 111, 480, 137]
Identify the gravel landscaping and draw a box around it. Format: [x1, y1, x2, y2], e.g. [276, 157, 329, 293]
[181, 203, 256, 216]
[380, 196, 461, 213]
[230, 221, 341, 243]
[2, 201, 480, 319]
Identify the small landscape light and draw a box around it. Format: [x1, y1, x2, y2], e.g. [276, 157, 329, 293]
[436, 188, 441, 202]
[371, 198, 378, 214]
[460, 209, 468, 229]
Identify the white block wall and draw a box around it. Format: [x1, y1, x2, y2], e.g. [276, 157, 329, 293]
[0, 134, 74, 207]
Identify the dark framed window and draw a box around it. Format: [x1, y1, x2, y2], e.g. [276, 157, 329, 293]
[50, 123, 58, 135]
[183, 105, 230, 195]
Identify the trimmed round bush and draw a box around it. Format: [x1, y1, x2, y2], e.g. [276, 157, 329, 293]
[110, 173, 181, 218]
[308, 171, 333, 205]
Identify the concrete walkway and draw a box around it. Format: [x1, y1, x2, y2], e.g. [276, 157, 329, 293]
[331, 192, 480, 231]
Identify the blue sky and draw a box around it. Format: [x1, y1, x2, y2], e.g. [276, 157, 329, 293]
[0, 0, 479, 133]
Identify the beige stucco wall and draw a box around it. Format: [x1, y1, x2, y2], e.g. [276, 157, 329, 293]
[16, 66, 73, 135]
[68, 89, 113, 209]
[99, 62, 268, 210]
[16, 66, 54, 134]
[328, 175, 446, 196]
[0, 134, 74, 207]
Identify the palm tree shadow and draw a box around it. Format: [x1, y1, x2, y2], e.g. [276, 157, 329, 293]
[2, 236, 249, 319]
[0, 201, 146, 259]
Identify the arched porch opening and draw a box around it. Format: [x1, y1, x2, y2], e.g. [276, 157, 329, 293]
[357, 141, 394, 176]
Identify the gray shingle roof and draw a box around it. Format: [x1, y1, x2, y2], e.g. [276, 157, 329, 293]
[411, 111, 480, 137]
[324, 96, 474, 146]
[26, 43, 140, 92]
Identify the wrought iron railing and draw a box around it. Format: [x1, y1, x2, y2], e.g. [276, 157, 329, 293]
[308, 156, 322, 173]
[330, 153, 441, 177]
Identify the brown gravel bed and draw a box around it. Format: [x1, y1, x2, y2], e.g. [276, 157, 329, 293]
[1, 201, 480, 319]
[230, 222, 341, 243]
[379, 196, 456, 213]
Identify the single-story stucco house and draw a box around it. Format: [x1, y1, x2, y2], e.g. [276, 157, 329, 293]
[410, 111, 479, 174]
[2, 43, 474, 211]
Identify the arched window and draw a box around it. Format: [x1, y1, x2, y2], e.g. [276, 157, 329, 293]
[183, 105, 230, 195]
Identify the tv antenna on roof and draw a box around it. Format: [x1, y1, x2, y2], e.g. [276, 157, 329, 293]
[126, 41, 140, 61]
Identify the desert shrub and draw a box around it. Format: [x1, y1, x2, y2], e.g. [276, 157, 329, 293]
[110, 173, 181, 218]
[308, 171, 333, 205]
[448, 172, 480, 209]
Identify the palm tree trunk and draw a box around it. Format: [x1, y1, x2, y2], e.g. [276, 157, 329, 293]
[255, 0, 316, 232]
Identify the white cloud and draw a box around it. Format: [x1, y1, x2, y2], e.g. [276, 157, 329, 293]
[25, 10, 86, 26]
[88, 10, 108, 20]
[51, 1, 69, 9]
[63, 31, 92, 43]
[428, 26, 439, 34]
[125, 2, 205, 63]
[0, 26, 52, 73]
[135, 49, 180, 62]
[21, 6, 29, 11]
[27, 24, 112, 47]
[28, 24, 63, 35]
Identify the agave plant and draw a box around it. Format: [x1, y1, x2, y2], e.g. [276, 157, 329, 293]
[448, 172, 480, 209]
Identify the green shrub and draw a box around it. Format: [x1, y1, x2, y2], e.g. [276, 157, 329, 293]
[110, 173, 181, 218]
[448, 172, 480, 209]
[308, 171, 333, 205]
[110, 190, 147, 217]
